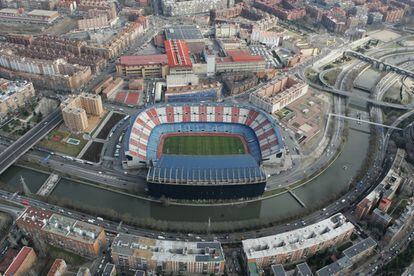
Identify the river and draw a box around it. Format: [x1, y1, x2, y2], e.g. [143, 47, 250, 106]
[0, 107, 370, 224]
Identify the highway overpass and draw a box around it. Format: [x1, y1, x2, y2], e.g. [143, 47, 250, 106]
[0, 109, 63, 175]
[345, 50, 414, 79]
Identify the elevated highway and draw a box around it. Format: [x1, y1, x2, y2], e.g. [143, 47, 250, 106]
[345, 50, 414, 79]
[0, 109, 62, 175]
[302, 71, 413, 110]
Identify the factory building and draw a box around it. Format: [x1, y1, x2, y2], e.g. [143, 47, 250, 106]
[116, 55, 169, 78]
[161, 0, 232, 16]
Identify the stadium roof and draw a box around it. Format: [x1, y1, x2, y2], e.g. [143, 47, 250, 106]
[164, 40, 192, 68]
[147, 155, 266, 185]
[165, 25, 204, 41]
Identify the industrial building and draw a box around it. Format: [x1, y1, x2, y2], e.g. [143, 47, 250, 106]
[215, 49, 266, 73]
[111, 233, 225, 275]
[0, 8, 59, 24]
[165, 25, 204, 43]
[161, 0, 232, 16]
[116, 55, 169, 78]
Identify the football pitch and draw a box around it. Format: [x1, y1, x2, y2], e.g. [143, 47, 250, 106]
[162, 135, 246, 155]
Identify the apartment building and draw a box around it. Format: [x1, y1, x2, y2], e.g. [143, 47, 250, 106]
[4, 246, 37, 276]
[16, 207, 107, 258]
[0, 47, 92, 91]
[249, 76, 309, 114]
[111, 233, 225, 275]
[47, 259, 67, 276]
[0, 79, 35, 119]
[61, 93, 104, 132]
[242, 214, 354, 268]
[83, 21, 145, 59]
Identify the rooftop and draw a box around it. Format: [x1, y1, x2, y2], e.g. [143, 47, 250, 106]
[343, 237, 377, 260]
[217, 50, 264, 63]
[0, 8, 20, 15]
[42, 213, 103, 244]
[27, 9, 59, 17]
[47, 259, 66, 276]
[271, 264, 286, 276]
[118, 55, 168, 66]
[112, 233, 225, 263]
[102, 263, 115, 276]
[296, 262, 313, 276]
[165, 25, 204, 41]
[251, 76, 308, 104]
[242, 214, 354, 260]
[164, 40, 192, 68]
[316, 256, 352, 276]
[0, 79, 32, 103]
[17, 207, 103, 244]
[5, 246, 35, 275]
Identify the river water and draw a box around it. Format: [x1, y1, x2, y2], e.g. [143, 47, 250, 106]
[0, 106, 370, 224]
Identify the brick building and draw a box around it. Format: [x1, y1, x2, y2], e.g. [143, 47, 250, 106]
[4, 246, 37, 276]
[249, 76, 308, 113]
[16, 207, 106, 258]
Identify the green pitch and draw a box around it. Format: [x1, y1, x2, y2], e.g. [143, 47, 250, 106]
[162, 135, 246, 155]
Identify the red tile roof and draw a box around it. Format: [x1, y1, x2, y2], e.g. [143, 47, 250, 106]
[5, 247, 35, 276]
[118, 55, 168, 66]
[164, 39, 192, 68]
[47, 259, 66, 276]
[16, 206, 53, 230]
[226, 49, 265, 62]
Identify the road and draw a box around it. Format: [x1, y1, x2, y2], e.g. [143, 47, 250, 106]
[0, 109, 62, 175]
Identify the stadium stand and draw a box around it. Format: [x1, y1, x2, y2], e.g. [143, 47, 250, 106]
[123, 103, 284, 199]
[125, 103, 283, 163]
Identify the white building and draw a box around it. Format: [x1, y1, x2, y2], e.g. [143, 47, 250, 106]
[243, 213, 354, 268]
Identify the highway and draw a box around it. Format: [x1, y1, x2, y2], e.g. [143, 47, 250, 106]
[0, 16, 411, 250]
[0, 109, 62, 175]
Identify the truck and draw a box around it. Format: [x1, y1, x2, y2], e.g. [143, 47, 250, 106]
[97, 217, 104, 221]
[157, 236, 166, 240]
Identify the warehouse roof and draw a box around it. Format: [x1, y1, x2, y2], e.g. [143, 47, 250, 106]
[118, 55, 168, 66]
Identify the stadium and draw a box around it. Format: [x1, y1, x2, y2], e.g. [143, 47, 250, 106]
[123, 103, 284, 200]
